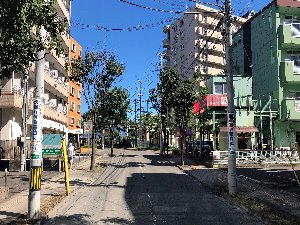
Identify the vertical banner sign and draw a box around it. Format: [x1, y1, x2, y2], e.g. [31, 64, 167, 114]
[31, 99, 43, 161]
[228, 113, 236, 155]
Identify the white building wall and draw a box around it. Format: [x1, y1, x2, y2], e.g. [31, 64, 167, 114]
[164, 4, 247, 80]
[0, 108, 22, 140]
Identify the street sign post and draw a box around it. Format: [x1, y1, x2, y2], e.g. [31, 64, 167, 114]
[84, 121, 93, 157]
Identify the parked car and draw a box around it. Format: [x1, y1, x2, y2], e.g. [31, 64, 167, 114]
[195, 140, 213, 158]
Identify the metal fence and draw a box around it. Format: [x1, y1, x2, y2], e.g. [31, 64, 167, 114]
[213, 149, 300, 165]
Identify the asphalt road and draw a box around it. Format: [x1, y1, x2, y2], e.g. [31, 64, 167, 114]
[44, 149, 263, 225]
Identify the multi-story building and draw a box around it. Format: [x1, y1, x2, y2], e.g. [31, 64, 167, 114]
[163, 4, 247, 80]
[204, 76, 256, 150]
[0, 0, 71, 159]
[162, 4, 250, 150]
[232, 0, 300, 149]
[68, 37, 83, 148]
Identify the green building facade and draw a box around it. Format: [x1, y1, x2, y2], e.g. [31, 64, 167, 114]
[232, 0, 300, 149]
[205, 76, 255, 150]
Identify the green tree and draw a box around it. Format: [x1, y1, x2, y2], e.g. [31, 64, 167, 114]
[0, 0, 67, 78]
[99, 87, 130, 155]
[69, 49, 126, 168]
[150, 68, 197, 164]
[172, 77, 197, 165]
[149, 68, 179, 155]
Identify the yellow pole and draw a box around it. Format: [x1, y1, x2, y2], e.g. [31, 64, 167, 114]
[62, 139, 70, 196]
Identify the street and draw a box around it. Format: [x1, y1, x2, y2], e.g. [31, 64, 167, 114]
[45, 149, 263, 225]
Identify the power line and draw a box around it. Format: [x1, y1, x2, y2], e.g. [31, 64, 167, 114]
[119, 0, 182, 14]
[70, 17, 175, 32]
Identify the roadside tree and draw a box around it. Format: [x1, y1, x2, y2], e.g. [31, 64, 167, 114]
[68, 50, 126, 169]
[0, 0, 67, 79]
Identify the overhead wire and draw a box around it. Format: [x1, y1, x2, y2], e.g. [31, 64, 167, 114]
[119, 0, 182, 14]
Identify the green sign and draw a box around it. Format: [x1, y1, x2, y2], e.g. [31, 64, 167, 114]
[42, 149, 62, 155]
[42, 134, 62, 156]
[31, 154, 40, 159]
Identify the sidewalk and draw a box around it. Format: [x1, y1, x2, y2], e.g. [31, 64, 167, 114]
[0, 148, 111, 224]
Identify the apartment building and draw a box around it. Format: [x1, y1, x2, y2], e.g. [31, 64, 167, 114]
[232, 0, 300, 148]
[0, 0, 71, 158]
[163, 4, 247, 80]
[68, 37, 83, 147]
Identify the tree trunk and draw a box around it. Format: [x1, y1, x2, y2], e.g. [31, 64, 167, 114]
[110, 129, 114, 156]
[102, 130, 105, 150]
[90, 111, 96, 170]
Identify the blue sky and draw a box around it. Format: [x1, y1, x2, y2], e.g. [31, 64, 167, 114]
[70, 0, 271, 117]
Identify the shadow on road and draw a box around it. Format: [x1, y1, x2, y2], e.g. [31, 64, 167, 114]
[42, 213, 92, 225]
[124, 172, 251, 225]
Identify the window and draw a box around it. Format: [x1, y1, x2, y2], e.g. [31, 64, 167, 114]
[70, 101, 75, 111]
[296, 92, 300, 112]
[77, 90, 81, 99]
[286, 53, 300, 73]
[70, 86, 75, 96]
[71, 43, 76, 52]
[79, 49, 82, 57]
[70, 117, 75, 125]
[202, 15, 207, 24]
[77, 104, 81, 113]
[215, 82, 227, 94]
[77, 119, 81, 127]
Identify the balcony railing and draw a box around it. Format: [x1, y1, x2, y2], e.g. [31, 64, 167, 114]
[280, 61, 300, 83]
[44, 66, 68, 97]
[56, 0, 70, 21]
[0, 88, 67, 124]
[279, 23, 300, 49]
[44, 99, 67, 124]
[0, 90, 23, 109]
[281, 98, 300, 121]
[163, 39, 170, 48]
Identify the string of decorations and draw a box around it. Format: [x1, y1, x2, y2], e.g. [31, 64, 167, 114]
[70, 16, 176, 32]
[148, 0, 185, 9]
[119, 0, 182, 14]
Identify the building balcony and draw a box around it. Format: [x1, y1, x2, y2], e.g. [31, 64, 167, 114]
[46, 49, 67, 74]
[163, 25, 170, 33]
[163, 50, 171, 60]
[163, 39, 170, 48]
[61, 32, 70, 49]
[0, 91, 23, 109]
[280, 61, 300, 83]
[55, 0, 70, 21]
[281, 98, 300, 121]
[279, 24, 300, 49]
[44, 67, 68, 98]
[44, 102, 68, 125]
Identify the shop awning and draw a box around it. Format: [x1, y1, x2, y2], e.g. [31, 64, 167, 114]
[218, 126, 258, 133]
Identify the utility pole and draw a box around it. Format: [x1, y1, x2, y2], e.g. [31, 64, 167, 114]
[225, 0, 237, 194]
[159, 52, 165, 155]
[146, 100, 149, 113]
[138, 80, 143, 148]
[21, 69, 29, 171]
[134, 99, 137, 147]
[28, 26, 46, 220]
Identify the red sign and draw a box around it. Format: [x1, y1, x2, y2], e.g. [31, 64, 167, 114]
[206, 94, 227, 107]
